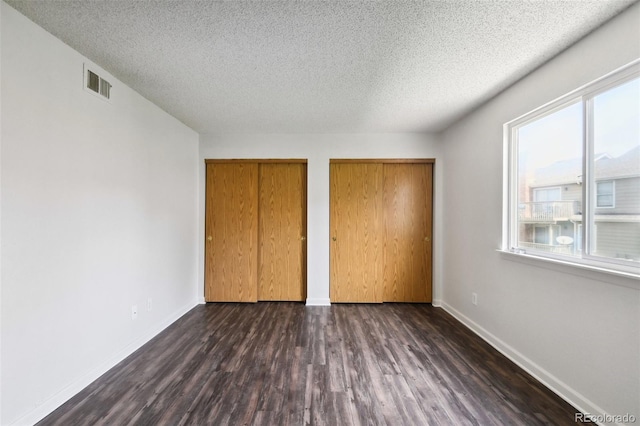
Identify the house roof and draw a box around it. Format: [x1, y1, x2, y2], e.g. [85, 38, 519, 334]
[530, 146, 640, 187]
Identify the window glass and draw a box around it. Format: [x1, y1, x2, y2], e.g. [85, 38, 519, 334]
[506, 63, 640, 274]
[533, 187, 562, 202]
[590, 78, 640, 261]
[596, 181, 614, 208]
[516, 102, 582, 257]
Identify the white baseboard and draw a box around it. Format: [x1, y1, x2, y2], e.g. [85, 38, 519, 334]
[12, 299, 199, 426]
[440, 302, 615, 426]
[198, 296, 206, 304]
[306, 298, 331, 306]
[431, 298, 442, 307]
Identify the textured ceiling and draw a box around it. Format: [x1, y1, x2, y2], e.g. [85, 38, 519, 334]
[5, 0, 638, 134]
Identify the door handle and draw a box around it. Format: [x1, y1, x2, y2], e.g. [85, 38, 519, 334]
[424, 236, 430, 242]
[301, 236, 306, 241]
[207, 236, 213, 241]
[332, 237, 337, 242]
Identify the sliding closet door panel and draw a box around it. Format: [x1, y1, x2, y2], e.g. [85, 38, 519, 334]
[205, 163, 259, 302]
[330, 162, 384, 303]
[258, 163, 306, 301]
[383, 163, 433, 302]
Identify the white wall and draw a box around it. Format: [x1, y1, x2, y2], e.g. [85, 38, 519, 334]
[441, 3, 640, 423]
[0, 3, 200, 424]
[199, 133, 444, 306]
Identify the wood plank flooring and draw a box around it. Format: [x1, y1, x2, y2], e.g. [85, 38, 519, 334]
[38, 303, 586, 425]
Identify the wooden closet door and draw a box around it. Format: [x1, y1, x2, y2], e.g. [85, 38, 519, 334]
[330, 162, 384, 303]
[258, 163, 307, 301]
[205, 162, 259, 302]
[383, 163, 433, 302]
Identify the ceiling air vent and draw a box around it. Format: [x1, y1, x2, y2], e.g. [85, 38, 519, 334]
[84, 65, 112, 101]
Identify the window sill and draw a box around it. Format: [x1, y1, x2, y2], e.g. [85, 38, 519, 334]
[497, 249, 640, 290]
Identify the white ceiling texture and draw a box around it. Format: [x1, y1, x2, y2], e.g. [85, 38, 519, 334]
[5, 0, 637, 134]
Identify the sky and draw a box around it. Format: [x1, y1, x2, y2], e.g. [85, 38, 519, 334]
[517, 77, 639, 171]
[593, 77, 640, 157]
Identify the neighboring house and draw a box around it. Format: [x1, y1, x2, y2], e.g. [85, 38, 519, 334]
[518, 146, 640, 261]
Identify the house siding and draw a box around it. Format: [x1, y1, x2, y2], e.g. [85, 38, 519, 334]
[596, 176, 640, 214]
[563, 183, 582, 206]
[594, 221, 640, 260]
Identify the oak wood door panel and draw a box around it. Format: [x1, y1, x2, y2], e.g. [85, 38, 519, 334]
[330, 163, 384, 303]
[383, 163, 433, 302]
[258, 163, 306, 301]
[205, 163, 259, 302]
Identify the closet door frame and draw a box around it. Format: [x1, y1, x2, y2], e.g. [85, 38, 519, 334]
[329, 158, 435, 303]
[204, 159, 307, 303]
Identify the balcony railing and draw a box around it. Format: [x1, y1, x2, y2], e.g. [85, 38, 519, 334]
[518, 241, 578, 256]
[518, 201, 580, 223]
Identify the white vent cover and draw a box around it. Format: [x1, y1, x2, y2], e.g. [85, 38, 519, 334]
[84, 64, 112, 100]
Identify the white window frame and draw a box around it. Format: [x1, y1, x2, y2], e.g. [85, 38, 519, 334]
[503, 59, 640, 278]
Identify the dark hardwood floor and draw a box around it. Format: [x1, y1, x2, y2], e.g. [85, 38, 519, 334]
[38, 303, 586, 425]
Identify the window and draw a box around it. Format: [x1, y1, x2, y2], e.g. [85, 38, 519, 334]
[533, 187, 562, 202]
[504, 60, 640, 275]
[596, 181, 614, 208]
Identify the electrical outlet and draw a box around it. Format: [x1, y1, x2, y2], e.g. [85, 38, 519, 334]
[132, 305, 138, 320]
[147, 298, 153, 312]
[472, 293, 478, 306]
